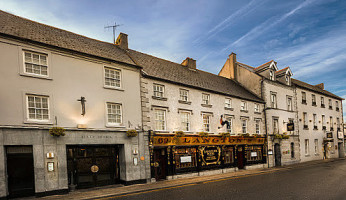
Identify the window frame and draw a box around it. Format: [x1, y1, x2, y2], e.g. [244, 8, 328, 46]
[106, 102, 123, 126]
[179, 89, 189, 102]
[180, 111, 191, 132]
[302, 91, 307, 104]
[26, 94, 50, 122]
[202, 93, 210, 105]
[153, 84, 165, 98]
[202, 113, 211, 132]
[20, 48, 52, 80]
[225, 98, 232, 109]
[254, 103, 260, 113]
[154, 109, 167, 131]
[312, 94, 316, 106]
[104, 66, 122, 89]
[273, 118, 279, 134]
[305, 139, 309, 155]
[240, 101, 247, 111]
[255, 119, 261, 134]
[270, 92, 277, 108]
[287, 96, 293, 111]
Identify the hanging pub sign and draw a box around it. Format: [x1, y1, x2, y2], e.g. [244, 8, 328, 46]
[199, 146, 221, 166]
[327, 132, 333, 138]
[287, 123, 294, 131]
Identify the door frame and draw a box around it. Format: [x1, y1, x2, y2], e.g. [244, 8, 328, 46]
[153, 148, 167, 181]
[274, 143, 281, 166]
[6, 145, 35, 198]
[237, 145, 245, 169]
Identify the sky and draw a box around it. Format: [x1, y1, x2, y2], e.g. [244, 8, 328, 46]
[0, 0, 345, 119]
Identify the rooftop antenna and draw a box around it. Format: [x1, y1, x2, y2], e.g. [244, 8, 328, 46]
[105, 22, 123, 44]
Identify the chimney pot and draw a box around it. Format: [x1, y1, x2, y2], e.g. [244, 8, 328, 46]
[315, 83, 324, 90]
[115, 32, 128, 49]
[181, 57, 196, 70]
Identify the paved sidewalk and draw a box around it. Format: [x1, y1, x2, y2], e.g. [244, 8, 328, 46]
[33, 158, 344, 200]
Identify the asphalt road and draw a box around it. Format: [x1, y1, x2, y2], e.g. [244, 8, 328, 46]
[108, 159, 346, 200]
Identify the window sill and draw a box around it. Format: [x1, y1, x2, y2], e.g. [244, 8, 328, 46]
[155, 130, 170, 133]
[20, 73, 52, 80]
[254, 112, 261, 114]
[178, 100, 191, 105]
[312, 104, 317, 107]
[224, 107, 234, 111]
[305, 154, 310, 157]
[104, 86, 124, 91]
[24, 120, 53, 125]
[105, 125, 126, 128]
[302, 102, 307, 105]
[201, 104, 212, 108]
[240, 110, 248, 113]
[321, 105, 325, 108]
[152, 96, 168, 101]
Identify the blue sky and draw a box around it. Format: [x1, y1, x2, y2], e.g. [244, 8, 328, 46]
[1, 0, 345, 119]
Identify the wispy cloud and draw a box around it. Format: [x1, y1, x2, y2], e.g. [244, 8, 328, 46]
[223, 0, 316, 50]
[193, 0, 264, 45]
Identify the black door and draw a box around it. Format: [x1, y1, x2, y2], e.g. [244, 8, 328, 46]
[274, 143, 281, 166]
[67, 145, 119, 189]
[237, 146, 245, 169]
[153, 149, 167, 181]
[6, 146, 35, 198]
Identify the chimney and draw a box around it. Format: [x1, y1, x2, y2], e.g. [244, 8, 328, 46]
[115, 32, 128, 49]
[315, 83, 324, 90]
[219, 52, 237, 80]
[181, 57, 196, 70]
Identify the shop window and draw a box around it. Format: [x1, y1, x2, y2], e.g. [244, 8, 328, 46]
[246, 146, 263, 162]
[174, 147, 198, 170]
[223, 147, 234, 164]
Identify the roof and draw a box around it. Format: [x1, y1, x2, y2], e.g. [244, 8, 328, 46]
[292, 79, 343, 100]
[127, 49, 264, 103]
[0, 10, 137, 66]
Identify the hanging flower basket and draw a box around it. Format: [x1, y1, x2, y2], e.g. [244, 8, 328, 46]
[174, 131, 185, 137]
[241, 133, 250, 137]
[49, 127, 66, 137]
[219, 132, 230, 139]
[126, 129, 138, 137]
[198, 132, 209, 137]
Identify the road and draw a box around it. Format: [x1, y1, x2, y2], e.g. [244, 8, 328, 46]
[102, 159, 346, 200]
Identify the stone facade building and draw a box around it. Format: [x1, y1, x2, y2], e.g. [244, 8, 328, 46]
[293, 80, 344, 162]
[0, 11, 149, 199]
[219, 53, 344, 167]
[123, 43, 268, 181]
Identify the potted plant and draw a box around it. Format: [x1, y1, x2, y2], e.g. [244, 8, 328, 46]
[126, 129, 138, 137]
[49, 127, 66, 137]
[174, 131, 185, 137]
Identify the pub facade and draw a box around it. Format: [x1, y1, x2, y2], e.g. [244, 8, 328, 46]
[126, 45, 268, 181]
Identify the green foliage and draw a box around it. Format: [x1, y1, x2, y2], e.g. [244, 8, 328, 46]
[175, 131, 185, 137]
[198, 132, 209, 137]
[49, 127, 66, 137]
[219, 132, 230, 138]
[126, 129, 138, 137]
[241, 133, 250, 137]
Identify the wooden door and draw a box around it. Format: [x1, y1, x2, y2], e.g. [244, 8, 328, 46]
[154, 149, 167, 181]
[237, 146, 245, 169]
[274, 143, 281, 166]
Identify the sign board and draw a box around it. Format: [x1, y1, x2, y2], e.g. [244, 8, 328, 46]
[268, 150, 273, 155]
[200, 146, 221, 166]
[251, 152, 258, 157]
[327, 132, 333, 138]
[338, 130, 343, 139]
[180, 156, 192, 163]
[47, 162, 54, 172]
[153, 135, 266, 146]
[287, 123, 294, 131]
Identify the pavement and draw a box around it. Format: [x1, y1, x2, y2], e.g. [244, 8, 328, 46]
[32, 158, 345, 200]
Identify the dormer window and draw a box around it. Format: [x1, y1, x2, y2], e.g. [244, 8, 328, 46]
[286, 75, 290, 85]
[269, 70, 274, 81]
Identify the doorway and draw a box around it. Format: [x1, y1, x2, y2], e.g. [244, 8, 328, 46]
[67, 145, 120, 189]
[274, 143, 281, 166]
[153, 148, 167, 181]
[6, 146, 35, 198]
[237, 145, 245, 169]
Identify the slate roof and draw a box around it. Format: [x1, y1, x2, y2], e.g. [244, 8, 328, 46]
[127, 49, 264, 103]
[0, 10, 136, 66]
[291, 79, 343, 100]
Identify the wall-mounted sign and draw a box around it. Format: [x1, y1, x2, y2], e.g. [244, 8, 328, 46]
[46, 152, 54, 159]
[199, 146, 221, 166]
[47, 162, 54, 172]
[250, 152, 258, 157]
[338, 130, 343, 139]
[287, 123, 294, 131]
[327, 132, 333, 138]
[133, 157, 138, 166]
[268, 150, 273, 155]
[180, 156, 192, 163]
[153, 135, 265, 146]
